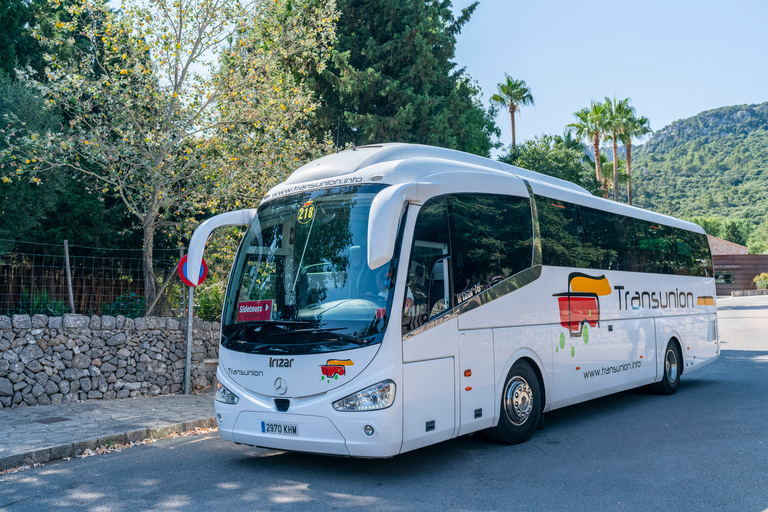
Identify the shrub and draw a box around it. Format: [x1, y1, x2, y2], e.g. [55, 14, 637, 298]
[102, 291, 145, 318]
[753, 273, 768, 290]
[194, 281, 225, 322]
[17, 288, 68, 316]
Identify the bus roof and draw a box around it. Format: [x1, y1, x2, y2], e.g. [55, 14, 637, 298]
[267, 143, 703, 234]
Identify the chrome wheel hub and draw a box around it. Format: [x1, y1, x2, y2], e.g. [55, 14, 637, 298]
[504, 377, 533, 426]
[665, 348, 678, 382]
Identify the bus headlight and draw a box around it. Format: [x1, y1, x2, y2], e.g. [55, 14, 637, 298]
[332, 380, 396, 412]
[215, 382, 239, 405]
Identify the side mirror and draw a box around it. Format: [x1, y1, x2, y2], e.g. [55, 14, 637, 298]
[185, 209, 258, 286]
[367, 182, 439, 270]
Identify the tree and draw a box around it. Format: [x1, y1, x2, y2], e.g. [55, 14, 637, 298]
[499, 134, 600, 195]
[308, 0, 499, 157]
[490, 74, 534, 147]
[568, 101, 608, 196]
[556, 129, 590, 164]
[2, 0, 337, 313]
[618, 114, 651, 205]
[602, 97, 632, 202]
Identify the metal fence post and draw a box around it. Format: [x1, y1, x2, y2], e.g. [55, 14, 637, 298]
[185, 285, 194, 394]
[63, 240, 76, 313]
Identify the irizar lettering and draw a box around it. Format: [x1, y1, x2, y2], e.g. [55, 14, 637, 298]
[270, 357, 295, 368]
[613, 285, 694, 311]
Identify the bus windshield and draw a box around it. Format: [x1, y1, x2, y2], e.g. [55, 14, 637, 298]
[221, 184, 396, 355]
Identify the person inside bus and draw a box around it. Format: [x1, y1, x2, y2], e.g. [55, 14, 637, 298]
[375, 267, 414, 313]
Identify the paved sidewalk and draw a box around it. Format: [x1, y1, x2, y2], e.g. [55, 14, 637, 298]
[0, 392, 216, 471]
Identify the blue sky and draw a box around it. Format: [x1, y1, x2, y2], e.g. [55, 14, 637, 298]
[451, 0, 768, 154]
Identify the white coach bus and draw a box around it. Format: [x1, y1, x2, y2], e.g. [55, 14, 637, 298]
[184, 143, 718, 457]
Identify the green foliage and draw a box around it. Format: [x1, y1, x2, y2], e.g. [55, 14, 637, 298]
[3, 0, 337, 311]
[309, 0, 499, 156]
[102, 291, 145, 318]
[632, 102, 768, 253]
[490, 74, 534, 147]
[194, 282, 225, 322]
[499, 134, 601, 195]
[0, 0, 46, 78]
[753, 273, 768, 290]
[16, 288, 68, 316]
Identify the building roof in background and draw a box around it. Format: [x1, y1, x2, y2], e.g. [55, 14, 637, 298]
[708, 235, 749, 255]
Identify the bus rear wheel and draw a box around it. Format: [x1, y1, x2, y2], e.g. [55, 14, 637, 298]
[485, 360, 541, 445]
[651, 340, 681, 395]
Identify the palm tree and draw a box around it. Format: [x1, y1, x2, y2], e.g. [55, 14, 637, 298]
[618, 115, 652, 205]
[558, 129, 590, 164]
[490, 74, 534, 147]
[603, 97, 632, 201]
[568, 101, 608, 196]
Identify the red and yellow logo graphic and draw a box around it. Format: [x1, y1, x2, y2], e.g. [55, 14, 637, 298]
[553, 273, 611, 337]
[320, 359, 353, 382]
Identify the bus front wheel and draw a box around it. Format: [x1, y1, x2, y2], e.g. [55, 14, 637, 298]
[651, 340, 681, 395]
[486, 360, 541, 445]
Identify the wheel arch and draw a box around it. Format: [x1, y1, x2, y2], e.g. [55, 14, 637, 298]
[496, 349, 548, 423]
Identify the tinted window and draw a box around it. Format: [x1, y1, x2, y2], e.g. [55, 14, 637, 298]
[677, 229, 714, 277]
[402, 197, 451, 334]
[535, 196, 583, 268]
[580, 207, 638, 271]
[635, 220, 677, 274]
[450, 194, 533, 305]
[402, 193, 534, 334]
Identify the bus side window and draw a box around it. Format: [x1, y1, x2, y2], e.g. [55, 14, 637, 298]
[535, 196, 583, 268]
[636, 220, 676, 274]
[402, 198, 451, 335]
[580, 207, 638, 272]
[450, 193, 533, 303]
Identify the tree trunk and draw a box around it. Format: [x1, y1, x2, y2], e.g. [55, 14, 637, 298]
[142, 218, 158, 316]
[592, 134, 604, 193]
[510, 104, 517, 147]
[612, 132, 619, 202]
[626, 143, 633, 205]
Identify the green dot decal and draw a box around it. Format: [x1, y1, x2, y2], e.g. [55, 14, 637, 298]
[321, 376, 325, 381]
[556, 346, 559, 353]
[571, 346, 575, 357]
[559, 332, 565, 349]
[334, 374, 339, 380]
[583, 324, 589, 344]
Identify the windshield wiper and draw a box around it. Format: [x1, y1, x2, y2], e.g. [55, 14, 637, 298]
[268, 327, 370, 345]
[223, 320, 311, 344]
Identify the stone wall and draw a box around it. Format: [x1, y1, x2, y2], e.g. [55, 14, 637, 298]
[0, 314, 220, 409]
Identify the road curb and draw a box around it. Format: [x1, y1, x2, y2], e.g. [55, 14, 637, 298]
[0, 417, 217, 472]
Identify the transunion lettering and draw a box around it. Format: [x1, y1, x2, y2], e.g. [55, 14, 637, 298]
[270, 177, 364, 198]
[227, 368, 264, 377]
[613, 286, 694, 310]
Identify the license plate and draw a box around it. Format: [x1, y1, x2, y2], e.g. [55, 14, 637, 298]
[261, 421, 299, 436]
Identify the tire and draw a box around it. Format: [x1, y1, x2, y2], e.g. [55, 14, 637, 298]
[651, 340, 681, 395]
[485, 360, 542, 445]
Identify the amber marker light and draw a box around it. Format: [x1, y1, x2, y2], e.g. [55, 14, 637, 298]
[464, 370, 472, 377]
[640, 356, 643, 359]
[575, 367, 580, 370]
[465, 387, 472, 391]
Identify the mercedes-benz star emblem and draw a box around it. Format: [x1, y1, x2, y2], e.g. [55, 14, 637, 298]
[274, 377, 287, 395]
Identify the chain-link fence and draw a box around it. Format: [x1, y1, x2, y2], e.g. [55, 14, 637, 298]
[0, 240, 185, 317]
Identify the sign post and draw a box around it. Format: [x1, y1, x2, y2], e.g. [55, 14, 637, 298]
[179, 255, 208, 395]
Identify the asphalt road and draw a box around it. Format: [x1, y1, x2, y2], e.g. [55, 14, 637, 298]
[1, 295, 767, 512]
